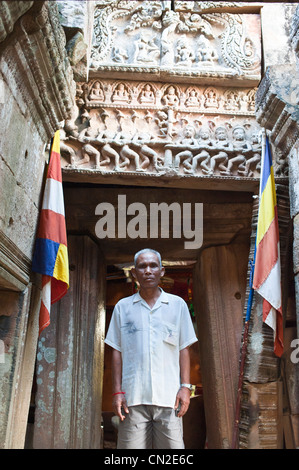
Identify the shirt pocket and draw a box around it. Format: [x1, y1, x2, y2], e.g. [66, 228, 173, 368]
[162, 321, 178, 347]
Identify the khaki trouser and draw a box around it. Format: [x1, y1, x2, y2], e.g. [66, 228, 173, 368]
[117, 405, 184, 449]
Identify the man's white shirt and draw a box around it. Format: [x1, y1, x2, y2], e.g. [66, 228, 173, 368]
[105, 289, 198, 408]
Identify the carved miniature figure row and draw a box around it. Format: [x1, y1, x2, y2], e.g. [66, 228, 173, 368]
[61, 122, 261, 178]
[78, 80, 256, 114]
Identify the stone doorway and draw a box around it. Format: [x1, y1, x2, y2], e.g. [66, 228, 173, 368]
[26, 183, 253, 448]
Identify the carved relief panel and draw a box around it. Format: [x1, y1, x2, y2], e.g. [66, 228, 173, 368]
[61, 78, 261, 179]
[61, 1, 263, 180]
[89, 1, 261, 84]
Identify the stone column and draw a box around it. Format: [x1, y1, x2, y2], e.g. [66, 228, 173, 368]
[254, 5, 299, 446]
[0, 1, 74, 449]
[238, 188, 290, 449]
[193, 238, 249, 448]
[33, 236, 106, 449]
[0, 284, 40, 448]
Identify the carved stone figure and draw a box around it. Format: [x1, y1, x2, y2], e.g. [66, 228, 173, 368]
[60, 128, 76, 167]
[224, 91, 239, 111]
[204, 88, 218, 108]
[197, 126, 214, 149]
[119, 144, 149, 172]
[214, 126, 233, 151]
[178, 124, 198, 147]
[242, 131, 261, 177]
[139, 84, 155, 104]
[112, 83, 130, 103]
[185, 89, 200, 108]
[190, 150, 211, 175]
[175, 35, 195, 67]
[173, 124, 198, 172]
[89, 81, 104, 102]
[112, 46, 128, 63]
[174, 150, 193, 172]
[78, 144, 101, 169]
[209, 151, 229, 175]
[197, 34, 218, 64]
[100, 144, 121, 171]
[133, 33, 160, 64]
[220, 125, 251, 175]
[232, 125, 251, 152]
[162, 86, 180, 107]
[155, 110, 169, 138]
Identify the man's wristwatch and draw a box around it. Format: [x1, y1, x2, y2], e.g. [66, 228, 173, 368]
[180, 383, 193, 391]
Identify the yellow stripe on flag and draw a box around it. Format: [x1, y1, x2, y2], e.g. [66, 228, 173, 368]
[53, 243, 69, 286]
[51, 130, 60, 154]
[256, 166, 277, 246]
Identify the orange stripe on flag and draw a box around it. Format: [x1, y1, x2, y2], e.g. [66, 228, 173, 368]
[47, 151, 62, 182]
[39, 301, 50, 335]
[37, 210, 67, 245]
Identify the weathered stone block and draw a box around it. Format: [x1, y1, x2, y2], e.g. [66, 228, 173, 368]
[239, 381, 283, 449]
[261, 4, 297, 70]
[66, 31, 87, 66]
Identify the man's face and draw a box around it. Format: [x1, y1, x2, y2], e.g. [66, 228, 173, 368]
[131, 252, 165, 289]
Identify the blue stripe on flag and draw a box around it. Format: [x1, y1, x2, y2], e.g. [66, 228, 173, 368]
[32, 238, 60, 276]
[260, 138, 273, 194]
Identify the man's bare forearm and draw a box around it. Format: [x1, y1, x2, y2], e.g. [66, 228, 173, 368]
[174, 347, 191, 417]
[179, 347, 190, 384]
[111, 348, 123, 393]
[111, 348, 129, 420]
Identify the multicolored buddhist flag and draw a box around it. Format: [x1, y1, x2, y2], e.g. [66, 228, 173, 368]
[252, 134, 283, 357]
[32, 130, 69, 335]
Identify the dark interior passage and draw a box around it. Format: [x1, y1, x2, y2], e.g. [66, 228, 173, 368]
[102, 263, 205, 449]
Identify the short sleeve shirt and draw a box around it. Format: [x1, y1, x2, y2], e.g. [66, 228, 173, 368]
[104, 289, 198, 408]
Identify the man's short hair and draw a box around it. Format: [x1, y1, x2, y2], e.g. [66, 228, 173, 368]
[134, 249, 162, 268]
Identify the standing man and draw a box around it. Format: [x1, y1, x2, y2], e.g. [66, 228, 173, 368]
[105, 248, 198, 449]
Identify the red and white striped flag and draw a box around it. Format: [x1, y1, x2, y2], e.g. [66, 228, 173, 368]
[32, 130, 69, 335]
[252, 134, 283, 357]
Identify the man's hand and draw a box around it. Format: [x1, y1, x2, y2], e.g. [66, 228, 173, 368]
[174, 386, 191, 418]
[111, 349, 129, 421]
[112, 393, 129, 421]
[175, 347, 191, 417]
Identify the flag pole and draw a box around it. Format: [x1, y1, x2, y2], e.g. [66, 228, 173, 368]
[231, 129, 266, 449]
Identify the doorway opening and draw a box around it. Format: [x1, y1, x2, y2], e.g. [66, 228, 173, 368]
[102, 261, 205, 449]
[24, 183, 253, 449]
